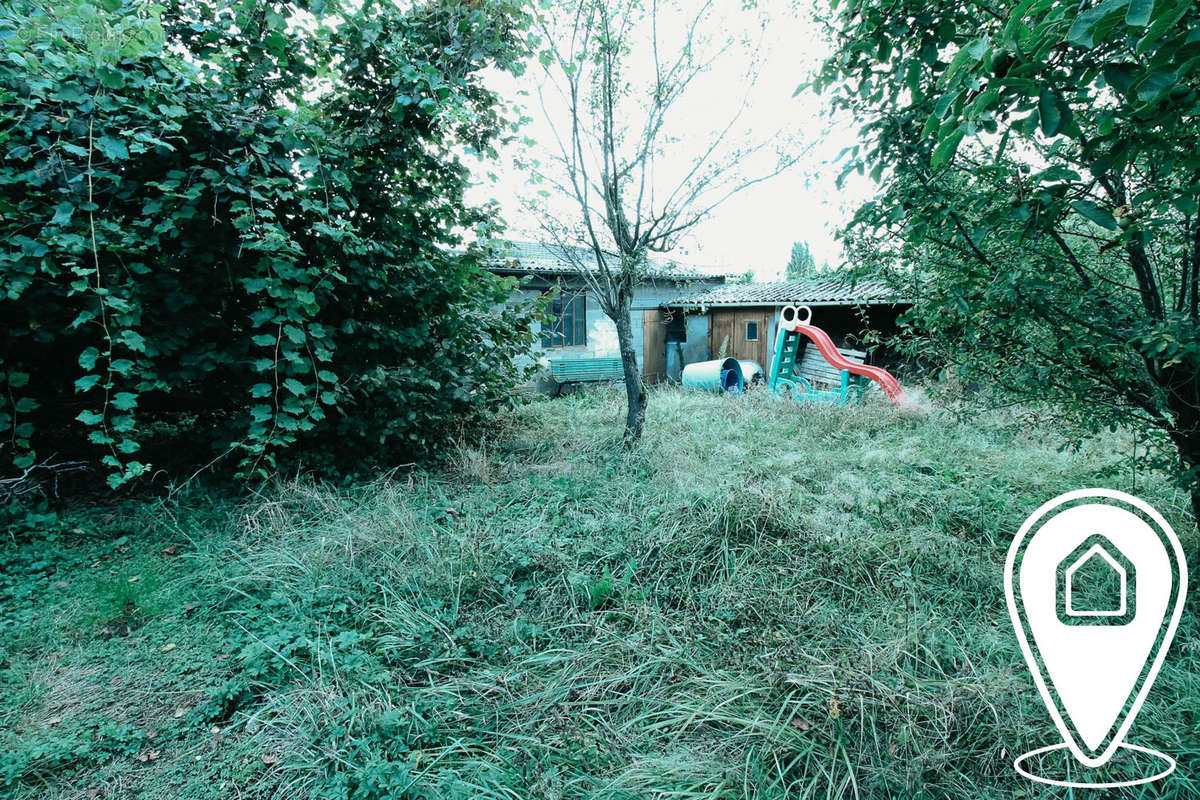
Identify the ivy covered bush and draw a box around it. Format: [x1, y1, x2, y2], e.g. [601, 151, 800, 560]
[0, 0, 537, 487]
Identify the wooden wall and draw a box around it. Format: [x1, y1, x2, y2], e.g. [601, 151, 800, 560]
[707, 309, 771, 368]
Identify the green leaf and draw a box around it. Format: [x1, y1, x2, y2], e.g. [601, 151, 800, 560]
[50, 202, 74, 226]
[1126, 0, 1153, 26]
[119, 330, 147, 352]
[1172, 196, 1198, 216]
[250, 383, 272, 398]
[1137, 2, 1191, 52]
[96, 66, 125, 89]
[76, 409, 104, 425]
[95, 135, 129, 161]
[112, 392, 138, 411]
[1067, 0, 1130, 47]
[1103, 63, 1139, 93]
[78, 348, 100, 370]
[1038, 90, 1062, 136]
[1137, 71, 1175, 102]
[283, 378, 306, 396]
[75, 374, 102, 392]
[1071, 200, 1119, 230]
[931, 129, 966, 167]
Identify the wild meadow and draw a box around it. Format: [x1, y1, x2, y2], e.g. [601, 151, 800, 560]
[4, 387, 1198, 799]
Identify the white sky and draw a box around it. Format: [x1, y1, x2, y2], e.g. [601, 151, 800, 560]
[465, 1, 877, 280]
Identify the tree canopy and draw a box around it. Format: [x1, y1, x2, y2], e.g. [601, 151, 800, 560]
[817, 0, 1200, 519]
[786, 240, 817, 280]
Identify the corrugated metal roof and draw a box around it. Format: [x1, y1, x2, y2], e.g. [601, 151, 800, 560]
[664, 279, 908, 307]
[486, 241, 724, 282]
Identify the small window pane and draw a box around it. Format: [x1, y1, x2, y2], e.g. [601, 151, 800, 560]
[573, 295, 586, 344]
[745, 321, 759, 341]
[542, 291, 586, 348]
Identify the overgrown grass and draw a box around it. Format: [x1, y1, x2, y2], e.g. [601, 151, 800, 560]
[3, 387, 1199, 798]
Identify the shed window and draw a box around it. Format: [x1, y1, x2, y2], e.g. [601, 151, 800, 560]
[745, 321, 759, 342]
[542, 292, 586, 348]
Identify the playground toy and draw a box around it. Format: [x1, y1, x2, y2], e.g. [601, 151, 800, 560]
[737, 360, 766, 386]
[768, 305, 906, 407]
[682, 358, 744, 394]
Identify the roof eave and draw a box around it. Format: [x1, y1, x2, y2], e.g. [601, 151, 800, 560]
[487, 267, 724, 282]
[664, 299, 912, 308]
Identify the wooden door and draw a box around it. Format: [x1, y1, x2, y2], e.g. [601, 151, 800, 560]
[641, 309, 667, 382]
[709, 310, 770, 367]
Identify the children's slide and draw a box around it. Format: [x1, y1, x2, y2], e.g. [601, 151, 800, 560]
[779, 305, 907, 407]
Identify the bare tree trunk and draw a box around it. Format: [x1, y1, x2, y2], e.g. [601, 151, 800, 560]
[1166, 419, 1200, 533]
[613, 291, 645, 442]
[1161, 373, 1200, 533]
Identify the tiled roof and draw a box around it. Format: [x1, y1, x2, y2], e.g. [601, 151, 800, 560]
[486, 241, 723, 283]
[664, 279, 908, 307]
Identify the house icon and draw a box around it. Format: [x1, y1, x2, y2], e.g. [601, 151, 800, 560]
[1056, 535, 1136, 626]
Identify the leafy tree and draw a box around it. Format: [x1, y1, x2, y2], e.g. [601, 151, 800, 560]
[532, 0, 797, 441]
[815, 0, 1200, 523]
[786, 240, 817, 280]
[0, 0, 536, 489]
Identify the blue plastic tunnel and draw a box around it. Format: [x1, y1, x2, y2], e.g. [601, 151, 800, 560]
[681, 358, 744, 394]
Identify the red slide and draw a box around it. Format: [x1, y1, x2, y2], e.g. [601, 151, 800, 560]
[794, 324, 907, 407]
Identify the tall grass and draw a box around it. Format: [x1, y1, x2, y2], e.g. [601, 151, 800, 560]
[3, 386, 1198, 798]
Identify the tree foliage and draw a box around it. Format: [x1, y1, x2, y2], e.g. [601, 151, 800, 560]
[0, 0, 536, 488]
[786, 240, 817, 280]
[816, 0, 1200, 519]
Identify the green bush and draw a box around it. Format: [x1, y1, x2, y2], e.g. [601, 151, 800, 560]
[0, 0, 537, 488]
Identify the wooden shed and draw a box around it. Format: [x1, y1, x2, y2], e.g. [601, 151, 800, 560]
[663, 279, 912, 375]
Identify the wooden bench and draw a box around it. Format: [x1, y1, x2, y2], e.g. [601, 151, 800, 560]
[548, 357, 625, 389]
[785, 345, 868, 404]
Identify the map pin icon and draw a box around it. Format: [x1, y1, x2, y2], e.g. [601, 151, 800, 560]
[1005, 488, 1187, 788]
